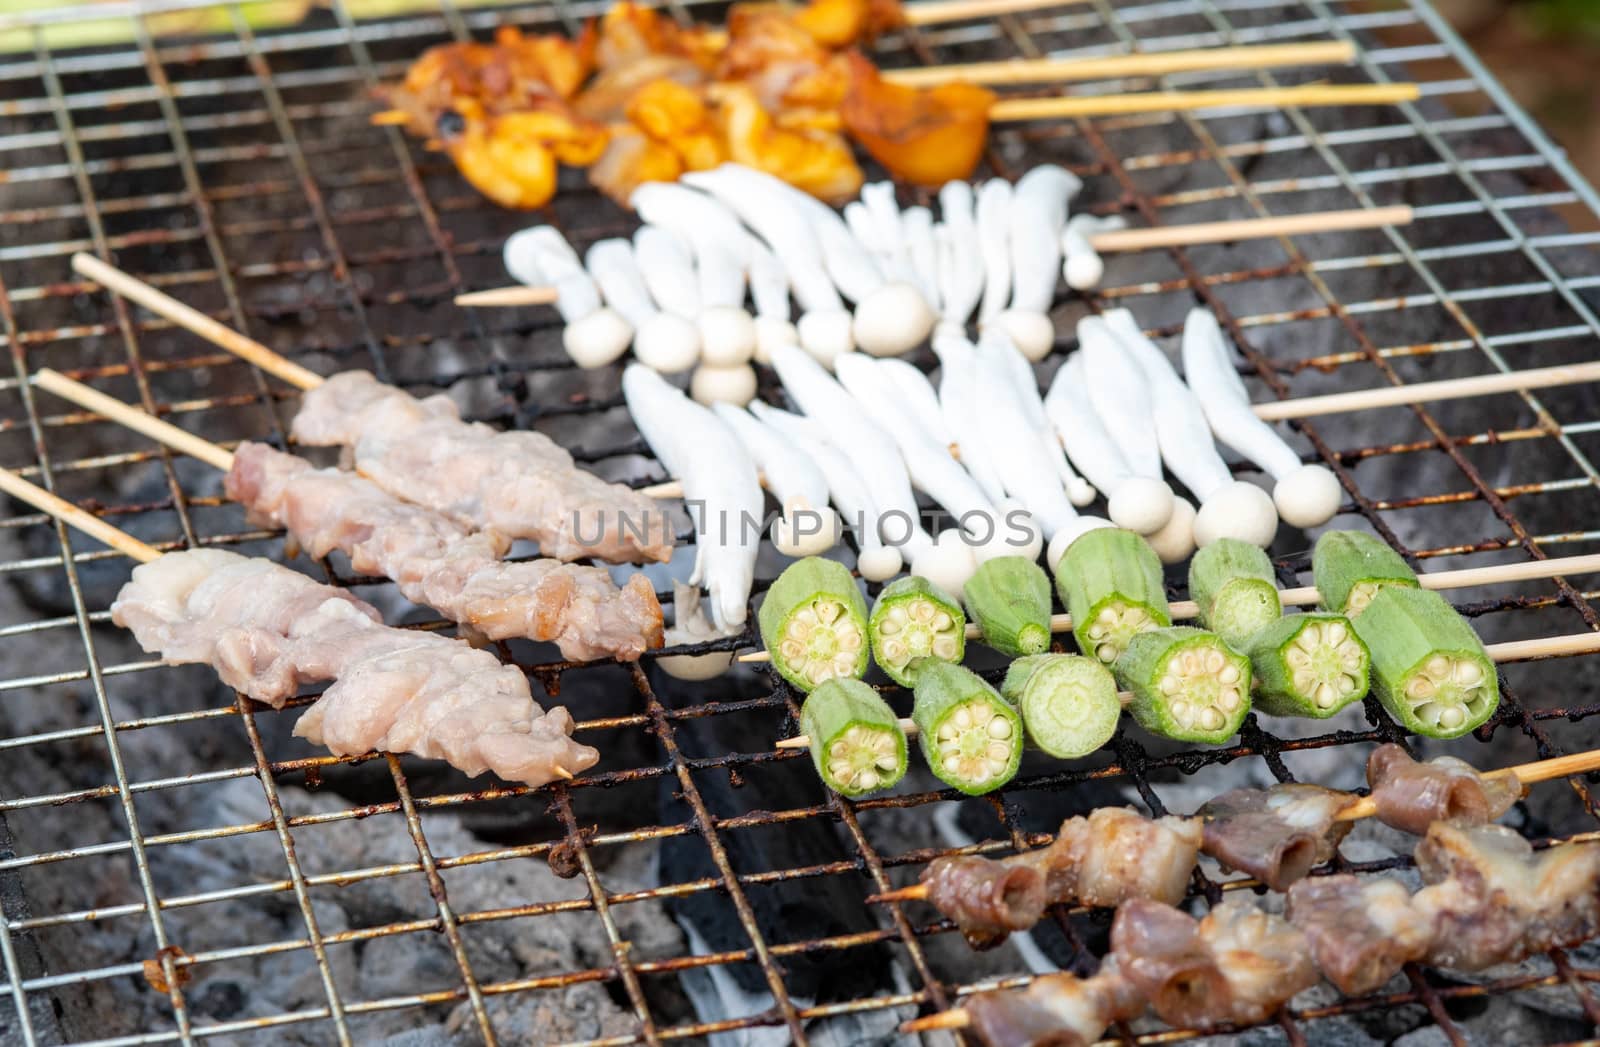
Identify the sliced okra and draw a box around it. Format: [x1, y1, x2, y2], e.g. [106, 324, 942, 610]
[1001, 653, 1121, 759]
[1312, 530, 1419, 617]
[1054, 527, 1171, 666]
[1249, 613, 1370, 719]
[911, 660, 1025, 796]
[964, 555, 1053, 658]
[799, 678, 908, 797]
[758, 556, 870, 692]
[1188, 538, 1282, 650]
[1115, 626, 1252, 745]
[869, 575, 966, 688]
[1351, 586, 1498, 739]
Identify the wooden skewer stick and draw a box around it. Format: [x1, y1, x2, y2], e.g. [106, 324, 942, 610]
[0, 465, 161, 564]
[458, 205, 1413, 311]
[990, 81, 1418, 120]
[884, 40, 1357, 88]
[35, 369, 236, 472]
[868, 737, 1600, 911]
[71, 254, 324, 392]
[744, 553, 1600, 666]
[900, 0, 1088, 25]
[773, 629, 1600, 751]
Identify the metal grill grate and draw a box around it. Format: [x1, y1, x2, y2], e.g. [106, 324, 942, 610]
[1, 0, 1599, 1043]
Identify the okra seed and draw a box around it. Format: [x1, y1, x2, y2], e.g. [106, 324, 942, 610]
[1204, 649, 1225, 673]
[1159, 674, 1181, 695]
[932, 612, 953, 631]
[1316, 683, 1336, 708]
[882, 640, 907, 663]
[943, 754, 962, 773]
[788, 619, 814, 642]
[832, 654, 856, 675]
[1286, 648, 1312, 670]
[878, 619, 901, 636]
[1096, 643, 1117, 662]
[1326, 622, 1348, 645]
[781, 640, 804, 661]
[1293, 670, 1314, 692]
[987, 741, 1010, 761]
[1454, 661, 1483, 686]
[938, 723, 957, 741]
[1222, 687, 1242, 711]
[1407, 677, 1436, 700]
[856, 770, 879, 790]
[953, 707, 973, 729]
[1426, 656, 1451, 680]
[911, 602, 934, 623]
[816, 602, 841, 625]
[838, 630, 862, 652]
[1199, 707, 1224, 731]
[987, 718, 1012, 739]
[1086, 624, 1108, 641]
[1438, 707, 1464, 729]
[933, 637, 959, 659]
[1218, 665, 1242, 685]
[1340, 673, 1359, 694]
[1171, 700, 1192, 723]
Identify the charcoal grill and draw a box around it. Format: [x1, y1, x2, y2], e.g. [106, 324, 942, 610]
[2, 0, 1600, 1043]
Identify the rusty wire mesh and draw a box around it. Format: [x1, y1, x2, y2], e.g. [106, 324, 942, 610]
[1, 0, 1600, 1043]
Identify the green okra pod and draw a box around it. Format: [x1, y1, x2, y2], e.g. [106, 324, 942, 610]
[868, 575, 966, 688]
[1188, 538, 1282, 650]
[964, 556, 1053, 657]
[1248, 613, 1370, 718]
[1001, 653, 1121, 759]
[1313, 530, 1419, 617]
[799, 678, 908, 797]
[758, 556, 870, 691]
[1351, 586, 1498, 739]
[1054, 527, 1171, 666]
[911, 660, 1025, 795]
[1114, 626, 1252, 745]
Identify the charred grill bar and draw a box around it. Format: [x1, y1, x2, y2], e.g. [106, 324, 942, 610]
[2, 0, 1600, 1044]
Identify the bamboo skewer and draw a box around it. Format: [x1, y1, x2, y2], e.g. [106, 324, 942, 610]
[899, 0, 1088, 25]
[883, 40, 1357, 87]
[456, 204, 1414, 309]
[36, 369, 237, 472]
[867, 740, 1600, 913]
[773, 630, 1600, 750]
[746, 553, 1600, 667]
[990, 81, 1418, 120]
[0, 466, 161, 564]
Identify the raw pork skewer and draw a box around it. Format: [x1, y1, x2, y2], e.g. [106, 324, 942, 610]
[71, 254, 674, 566]
[0, 465, 597, 788]
[33, 370, 664, 663]
[743, 550, 1600, 667]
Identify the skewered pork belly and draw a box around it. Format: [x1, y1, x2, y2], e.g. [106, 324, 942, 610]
[921, 854, 1048, 949]
[1283, 875, 1433, 995]
[1366, 743, 1525, 835]
[963, 962, 1142, 1047]
[289, 370, 673, 565]
[111, 549, 599, 786]
[1198, 785, 1357, 891]
[225, 442, 663, 662]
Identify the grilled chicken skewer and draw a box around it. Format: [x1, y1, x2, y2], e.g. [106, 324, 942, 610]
[865, 744, 1595, 921]
[464, 205, 1414, 309]
[0, 465, 598, 787]
[33, 369, 664, 663]
[750, 550, 1600, 674]
[70, 254, 674, 567]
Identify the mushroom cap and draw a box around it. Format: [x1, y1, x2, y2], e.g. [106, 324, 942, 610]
[852, 282, 936, 357]
[753, 316, 799, 364]
[1063, 250, 1105, 292]
[1193, 481, 1279, 549]
[973, 499, 1043, 563]
[698, 307, 758, 367]
[771, 506, 842, 559]
[1144, 496, 1198, 565]
[1045, 515, 1115, 573]
[996, 310, 1056, 362]
[561, 308, 633, 369]
[1273, 464, 1343, 529]
[657, 650, 736, 681]
[633, 313, 701, 373]
[1065, 475, 1098, 508]
[796, 309, 855, 368]
[690, 363, 758, 407]
[912, 531, 980, 598]
[857, 544, 904, 583]
[1108, 476, 1175, 535]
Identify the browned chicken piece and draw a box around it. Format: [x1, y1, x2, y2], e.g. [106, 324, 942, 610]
[713, 82, 864, 203]
[1010, 807, 1203, 910]
[627, 78, 727, 171]
[589, 124, 690, 204]
[839, 51, 995, 187]
[1114, 898, 1316, 1029]
[919, 854, 1048, 950]
[1198, 784, 1358, 891]
[787, 0, 904, 47]
[717, 5, 850, 112]
[593, 1, 723, 72]
[1285, 875, 1433, 996]
[1414, 822, 1600, 969]
[962, 963, 1143, 1047]
[438, 99, 608, 210]
[1366, 743, 1526, 836]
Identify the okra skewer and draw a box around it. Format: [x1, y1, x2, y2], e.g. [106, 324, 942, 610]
[1003, 653, 1122, 759]
[758, 557, 871, 692]
[800, 679, 909, 797]
[1248, 613, 1371, 719]
[739, 551, 1600, 662]
[1313, 530, 1419, 617]
[1054, 527, 1172, 666]
[912, 661, 1026, 795]
[869, 576, 967, 687]
[1353, 586, 1498, 739]
[1188, 538, 1282, 650]
[1115, 627, 1252, 745]
[773, 628, 1600, 750]
[964, 556, 1054, 657]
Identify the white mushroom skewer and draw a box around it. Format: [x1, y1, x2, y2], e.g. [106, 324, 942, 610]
[622, 365, 762, 632]
[976, 327, 1095, 506]
[996, 164, 1081, 361]
[751, 402, 902, 581]
[975, 179, 1013, 327]
[859, 181, 919, 286]
[683, 166, 854, 367]
[771, 344, 939, 579]
[632, 225, 707, 377]
[587, 239, 699, 374]
[902, 206, 943, 312]
[504, 227, 631, 369]
[1101, 309, 1280, 549]
[936, 180, 985, 328]
[712, 403, 842, 558]
[746, 239, 799, 364]
[1074, 316, 1183, 544]
[1044, 353, 1189, 564]
[931, 331, 1009, 506]
[873, 357, 952, 449]
[1060, 212, 1129, 291]
[629, 183, 759, 370]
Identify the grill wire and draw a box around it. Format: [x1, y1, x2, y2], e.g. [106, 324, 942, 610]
[1, 0, 1600, 1043]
